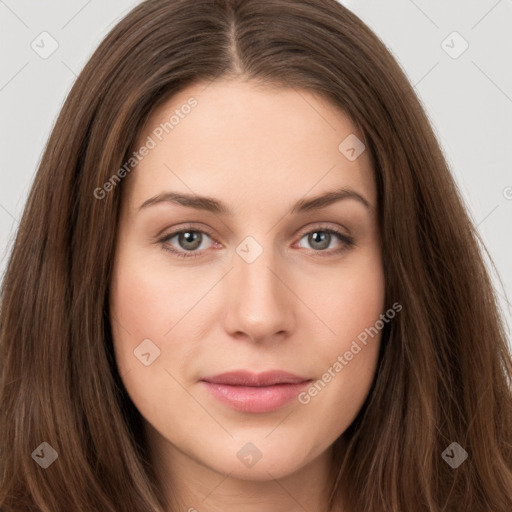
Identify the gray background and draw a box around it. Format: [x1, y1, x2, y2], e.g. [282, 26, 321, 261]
[1, 0, 511, 346]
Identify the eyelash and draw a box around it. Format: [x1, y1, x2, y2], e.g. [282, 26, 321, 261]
[157, 223, 356, 260]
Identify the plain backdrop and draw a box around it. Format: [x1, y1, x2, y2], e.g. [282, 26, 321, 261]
[1, 0, 511, 347]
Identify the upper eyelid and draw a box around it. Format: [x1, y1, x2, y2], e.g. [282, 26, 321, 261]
[160, 222, 349, 239]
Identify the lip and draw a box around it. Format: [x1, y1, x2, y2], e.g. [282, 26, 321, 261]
[201, 370, 312, 413]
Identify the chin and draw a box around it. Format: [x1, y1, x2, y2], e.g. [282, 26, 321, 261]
[189, 434, 325, 481]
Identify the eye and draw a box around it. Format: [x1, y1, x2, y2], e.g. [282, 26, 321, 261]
[295, 226, 355, 256]
[159, 227, 215, 259]
[158, 224, 355, 259]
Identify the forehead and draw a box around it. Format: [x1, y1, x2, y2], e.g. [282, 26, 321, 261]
[124, 79, 375, 213]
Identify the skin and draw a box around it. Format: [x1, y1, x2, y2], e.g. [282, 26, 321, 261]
[109, 78, 385, 512]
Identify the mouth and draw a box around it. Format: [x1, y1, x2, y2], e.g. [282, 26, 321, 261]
[200, 370, 312, 413]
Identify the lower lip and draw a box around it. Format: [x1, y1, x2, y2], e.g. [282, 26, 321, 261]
[201, 381, 311, 413]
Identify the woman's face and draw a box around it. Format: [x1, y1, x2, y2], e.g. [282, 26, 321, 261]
[110, 78, 385, 482]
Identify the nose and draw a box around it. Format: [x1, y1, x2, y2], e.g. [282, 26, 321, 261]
[223, 240, 295, 345]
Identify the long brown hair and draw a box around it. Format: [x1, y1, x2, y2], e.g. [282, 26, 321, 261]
[1, 0, 511, 510]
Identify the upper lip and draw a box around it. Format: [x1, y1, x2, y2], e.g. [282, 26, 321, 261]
[201, 370, 311, 387]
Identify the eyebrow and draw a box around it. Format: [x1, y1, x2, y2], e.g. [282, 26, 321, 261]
[138, 187, 372, 215]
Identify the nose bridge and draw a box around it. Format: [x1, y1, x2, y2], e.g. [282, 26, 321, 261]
[238, 245, 279, 302]
[224, 234, 293, 342]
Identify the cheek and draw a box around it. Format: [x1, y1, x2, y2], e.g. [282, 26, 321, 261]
[300, 250, 385, 429]
[110, 242, 219, 341]
[109, 263, 180, 422]
[334, 267, 385, 339]
[312, 246, 386, 344]
[111, 271, 171, 338]
[109, 252, 176, 376]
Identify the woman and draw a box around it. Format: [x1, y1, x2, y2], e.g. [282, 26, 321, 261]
[1, 0, 511, 510]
